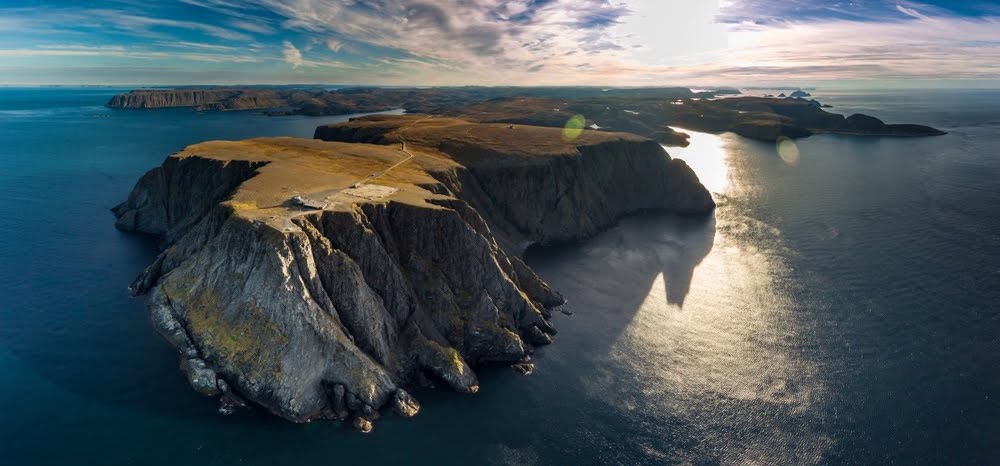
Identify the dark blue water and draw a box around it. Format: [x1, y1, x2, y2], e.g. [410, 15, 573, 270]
[1, 88, 997, 464]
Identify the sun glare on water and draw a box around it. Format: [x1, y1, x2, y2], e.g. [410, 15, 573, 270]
[664, 128, 730, 194]
[596, 127, 830, 462]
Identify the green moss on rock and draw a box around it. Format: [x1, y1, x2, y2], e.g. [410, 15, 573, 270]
[164, 279, 287, 381]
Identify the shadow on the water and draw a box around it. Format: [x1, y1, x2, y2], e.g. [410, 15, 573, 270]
[457, 211, 721, 462]
[656, 215, 716, 306]
[527, 211, 715, 306]
[3, 202, 714, 430]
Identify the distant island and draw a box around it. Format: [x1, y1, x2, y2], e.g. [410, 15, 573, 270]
[107, 86, 946, 144]
[114, 115, 714, 431]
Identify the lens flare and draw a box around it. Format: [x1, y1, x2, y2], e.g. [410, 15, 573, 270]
[776, 137, 800, 166]
[562, 114, 586, 142]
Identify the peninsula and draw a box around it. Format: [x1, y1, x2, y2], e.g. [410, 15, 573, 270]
[107, 87, 946, 145]
[114, 115, 714, 430]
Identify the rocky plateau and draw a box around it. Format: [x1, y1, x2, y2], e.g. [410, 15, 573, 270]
[113, 115, 714, 430]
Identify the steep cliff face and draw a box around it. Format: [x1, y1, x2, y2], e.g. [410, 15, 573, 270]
[315, 116, 714, 250]
[107, 89, 287, 110]
[106, 90, 264, 110]
[116, 117, 713, 429]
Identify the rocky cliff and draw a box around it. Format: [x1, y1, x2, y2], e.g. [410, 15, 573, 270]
[114, 116, 714, 430]
[107, 89, 288, 110]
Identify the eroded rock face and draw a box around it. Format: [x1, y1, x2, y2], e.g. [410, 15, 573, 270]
[107, 89, 287, 111]
[115, 116, 713, 427]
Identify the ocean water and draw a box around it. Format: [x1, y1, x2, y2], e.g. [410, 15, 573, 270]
[0, 87, 997, 465]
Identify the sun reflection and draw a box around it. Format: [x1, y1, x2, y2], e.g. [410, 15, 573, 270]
[603, 210, 830, 462]
[663, 127, 730, 194]
[597, 126, 828, 461]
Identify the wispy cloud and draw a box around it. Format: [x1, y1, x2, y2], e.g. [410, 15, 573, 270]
[0, 46, 259, 63]
[896, 5, 929, 20]
[105, 12, 254, 41]
[163, 41, 243, 52]
[0, 5, 255, 42]
[226, 18, 275, 35]
[281, 40, 302, 68]
[325, 38, 345, 53]
[712, 9, 1000, 83]
[201, 0, 635, 75]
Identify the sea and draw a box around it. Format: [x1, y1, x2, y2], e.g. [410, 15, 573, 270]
[0, 87, 997, 465]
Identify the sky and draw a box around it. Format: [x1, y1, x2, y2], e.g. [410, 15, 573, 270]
[0, 0, 998, 87]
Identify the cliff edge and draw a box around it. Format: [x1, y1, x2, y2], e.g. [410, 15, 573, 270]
[114, 115, 714, 429]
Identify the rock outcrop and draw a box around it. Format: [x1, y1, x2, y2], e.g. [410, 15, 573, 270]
[115, 115, 714, 428]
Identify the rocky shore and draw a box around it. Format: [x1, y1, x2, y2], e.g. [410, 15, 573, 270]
[114, 115, 713, 429]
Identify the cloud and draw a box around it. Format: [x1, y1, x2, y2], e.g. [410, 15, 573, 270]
[0, 6, 256, 42]
[896, 5, 929, 20]
[325, 38, 345, 53]
[176, 1, 1000, 85]
[715, 13, 1000, 82]
[210, 0, 635, 75]
[105, 12, 254, 41]
[281, 40, 302, 68]
[0, 45, 259, 63]
[226, 18, 275, 34]
[278, 40, 350, 69]
[166, 41, 241, 52]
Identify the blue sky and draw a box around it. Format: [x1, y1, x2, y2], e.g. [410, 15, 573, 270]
[1, 0, 998, 86]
